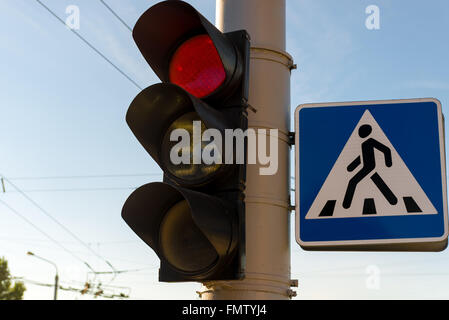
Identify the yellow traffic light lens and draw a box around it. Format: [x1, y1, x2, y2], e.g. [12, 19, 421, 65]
[161, 112, 222, 184]
[159, 200, 218, 272]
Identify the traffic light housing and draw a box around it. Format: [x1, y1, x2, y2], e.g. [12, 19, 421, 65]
[122, 0, 250, 282]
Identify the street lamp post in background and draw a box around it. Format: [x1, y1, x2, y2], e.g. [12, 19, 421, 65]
[27, 251, 59, 300]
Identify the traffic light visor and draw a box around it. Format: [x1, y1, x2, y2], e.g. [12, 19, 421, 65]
[159, 200, 218, 272]
[126, 84, 230, 187]
[133, 0, 240, 100]
[121, 182, 237, 278]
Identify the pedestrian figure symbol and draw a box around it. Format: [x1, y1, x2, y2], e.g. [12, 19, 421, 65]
[304, 110, 437, 219]
[343, 124, 397, 209]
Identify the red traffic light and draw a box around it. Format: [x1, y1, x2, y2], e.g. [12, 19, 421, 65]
[169, 35, 226, 98]
[132, 0, 246, 103]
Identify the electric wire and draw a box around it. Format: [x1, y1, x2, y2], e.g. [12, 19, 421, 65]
[88, 267, 150, 275]
[3, 186, 138, 193]
[34, 0, 142, 90]
[0, 237, 158, 268]
[13, 277, 130, 299]
[3, 173, 163, 193]
[99, 0, 133, 32]
[0, 236, 139, 245]
[23, 0, 155, 286]
[1, 176, 117, 279]
[8, 173, 161, 180]
[0, 198, 96, 274]
[1, 172, 164, 192]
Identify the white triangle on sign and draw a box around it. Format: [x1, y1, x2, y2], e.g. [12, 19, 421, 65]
[305, 110, 437, 219]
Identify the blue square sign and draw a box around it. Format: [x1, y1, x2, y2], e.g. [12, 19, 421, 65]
[295, 98, 448, 251]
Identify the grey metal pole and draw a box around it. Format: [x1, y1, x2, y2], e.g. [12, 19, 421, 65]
[198, 0, 295, 300]
[27, 252, 59, 300]
[54, 274, 59, 300]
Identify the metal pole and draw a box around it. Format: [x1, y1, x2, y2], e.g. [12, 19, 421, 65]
[27, 252, 59, 300]
[199, 0, 294, 300]
[54, 274, 59, 300]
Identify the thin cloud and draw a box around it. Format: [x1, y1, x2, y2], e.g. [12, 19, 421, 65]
[287, 0, 357, 104]
[404, 80, 449, 91]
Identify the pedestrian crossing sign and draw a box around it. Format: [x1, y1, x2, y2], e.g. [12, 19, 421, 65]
[294, 98, 448, 251]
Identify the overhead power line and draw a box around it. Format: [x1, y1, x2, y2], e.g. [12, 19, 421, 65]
[0, 236, 158, 268]
[34, 0, 142, 90]
[8, 173, 162, 180]
[14, 277, 130, 299]
[88, 267, 150, 275]
[3, 186, 138, 193]
[0, 198, 95, 273]
[0, 236, 139, 245]
[1, 176, 117, 278]
[99, 0, 133, 32]
[1, 173, 163, 193]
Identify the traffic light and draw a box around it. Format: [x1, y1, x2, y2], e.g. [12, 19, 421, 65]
[122, 0, 250, 282]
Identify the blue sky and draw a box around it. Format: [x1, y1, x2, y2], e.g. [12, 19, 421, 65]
[0, 0, 449, 299]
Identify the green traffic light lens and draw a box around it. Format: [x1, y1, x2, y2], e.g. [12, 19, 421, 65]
[161, 112, 222, 185]
[159, 200, 218, 273]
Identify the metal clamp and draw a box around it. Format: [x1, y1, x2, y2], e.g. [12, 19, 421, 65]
[288, 132, 295, 146]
